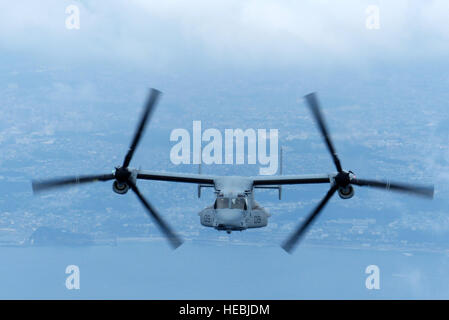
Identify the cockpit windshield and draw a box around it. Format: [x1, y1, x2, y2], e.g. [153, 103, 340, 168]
[214, 197, 247, 210]
[231, 197, 246, 209]
[215, 197, 230, 209]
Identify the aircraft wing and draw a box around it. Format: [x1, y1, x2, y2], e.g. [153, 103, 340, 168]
[137, 171, 333, 187]
[251, 174, 332, 186]
[137, 170, 216, 185]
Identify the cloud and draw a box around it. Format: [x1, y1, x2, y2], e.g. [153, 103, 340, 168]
[390, 211, 449, 234]
[1, 0, 449, 69]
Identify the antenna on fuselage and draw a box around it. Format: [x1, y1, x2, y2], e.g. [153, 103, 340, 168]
[278, 146, 283, 200]
[198, 143, 202, 198]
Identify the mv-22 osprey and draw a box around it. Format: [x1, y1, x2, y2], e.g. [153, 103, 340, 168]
[32, 89, 434, 253]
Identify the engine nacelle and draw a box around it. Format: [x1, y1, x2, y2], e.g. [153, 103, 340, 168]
[113, 180, 129, 194]
[338, 185, 354, 199]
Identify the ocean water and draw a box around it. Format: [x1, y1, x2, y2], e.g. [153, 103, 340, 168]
[1, 241, 448, 299]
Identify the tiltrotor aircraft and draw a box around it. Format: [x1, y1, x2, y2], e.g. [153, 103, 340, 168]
[32, 89, 434, 253]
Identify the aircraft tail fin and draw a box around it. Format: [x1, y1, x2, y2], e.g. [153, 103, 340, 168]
[278, 146, 283, 200]
[196, 145, 213, 198]
[253, 146, 283, 200]
[198, 148, 202, 198]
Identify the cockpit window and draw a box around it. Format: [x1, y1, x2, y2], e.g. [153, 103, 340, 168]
[231, 197, 247, 210]
[214, 197, 247, 210]
[215, 197, 230, 209]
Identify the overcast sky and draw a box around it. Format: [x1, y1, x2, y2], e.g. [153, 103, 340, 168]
[2, 0, 449, 71]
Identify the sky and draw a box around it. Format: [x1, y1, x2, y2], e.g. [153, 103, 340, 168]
[1, 0, 449, 299]
[2, 0, 449, 70]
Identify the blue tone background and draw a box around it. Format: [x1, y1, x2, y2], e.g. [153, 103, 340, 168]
[0, 0, 449, 299]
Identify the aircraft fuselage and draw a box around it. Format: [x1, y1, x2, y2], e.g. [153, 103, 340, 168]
[198, 190, 270, 234]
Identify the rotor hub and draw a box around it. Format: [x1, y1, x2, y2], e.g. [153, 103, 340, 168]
[114, 166, 131, 183]
[334, 171, 354, 188]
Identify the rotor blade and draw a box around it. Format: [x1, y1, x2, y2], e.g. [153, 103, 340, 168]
[123, 88, 162, 168]
[32, 173, 115, 194]
[351, 178, 434, 199]
[282, 186, 338, 253]
[128, 181, 183, 249]
[304, 93, 343, 172]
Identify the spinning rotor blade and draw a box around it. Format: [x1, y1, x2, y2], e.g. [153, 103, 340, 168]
[128, 181, 183, 249]
[123, 89, 161, 168]
[304, 93, 343, 172]
[32, 173, 115, 194]
[282, 186, 338, 253]
[351, 178, 434, 199]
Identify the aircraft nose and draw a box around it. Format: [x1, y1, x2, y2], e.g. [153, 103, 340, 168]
[215, 209, 243, 227]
